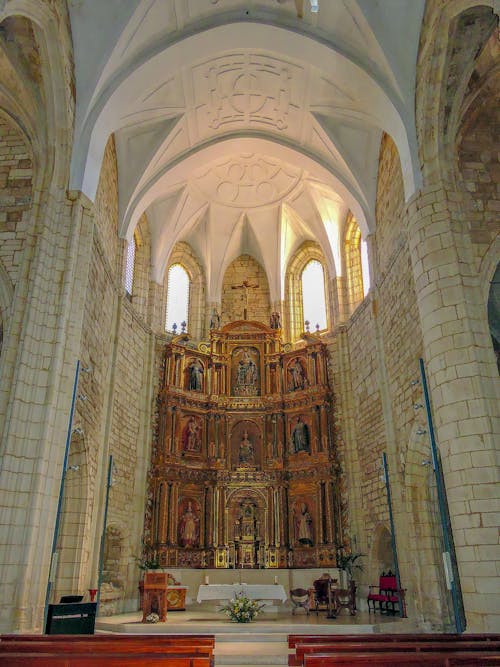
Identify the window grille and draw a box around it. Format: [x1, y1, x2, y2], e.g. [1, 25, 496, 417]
[124, 237, 136, 295]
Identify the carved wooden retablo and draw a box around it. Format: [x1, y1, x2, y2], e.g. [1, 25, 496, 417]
[144, 319, 346, 569]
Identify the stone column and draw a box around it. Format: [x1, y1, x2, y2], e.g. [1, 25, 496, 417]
[407, 184, 500, 632]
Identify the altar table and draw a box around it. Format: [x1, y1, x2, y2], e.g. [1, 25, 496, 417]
[196, 583, 287, 604]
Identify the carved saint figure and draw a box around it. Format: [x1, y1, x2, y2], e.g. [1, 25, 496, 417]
[270, 311, 281, 329]
[289, 357, 306, 391]
[295, 501, 314, 546]
[182, 416, 202, 452]
[238, 430, 255, 465]
[236, 348, 258, 389]
[210, 308, 221, 330]
[178, 501, 199, 548]
[188, 359, 203, 391]
[291, 416, 310, 453]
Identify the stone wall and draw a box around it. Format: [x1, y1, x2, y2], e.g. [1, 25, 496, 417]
[0, 111, 32, 287]
[221, 254, 271, 325]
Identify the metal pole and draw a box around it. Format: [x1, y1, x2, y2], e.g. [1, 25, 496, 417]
[419, 358, 466, 633]
[43, 359, 81, 632]
[95, 454, 114, 616]
[381, 452, 406, 618]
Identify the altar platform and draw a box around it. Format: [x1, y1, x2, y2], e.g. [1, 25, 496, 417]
[96, 607, 412, 635]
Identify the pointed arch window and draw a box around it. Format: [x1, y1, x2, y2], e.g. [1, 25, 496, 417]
[302, 260, 327, 331]
[165, 264, 190, 332]
[124, 236, 136, 296]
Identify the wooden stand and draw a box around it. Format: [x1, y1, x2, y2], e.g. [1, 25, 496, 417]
[142, 572, 169, 622]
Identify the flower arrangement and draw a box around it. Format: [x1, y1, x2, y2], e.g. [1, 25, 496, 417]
[220, 593, 265, 623]
[145, 612, 160, 623]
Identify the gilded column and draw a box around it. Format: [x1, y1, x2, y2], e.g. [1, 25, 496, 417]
[158, 482, 169, 544]
[213, 487, 219, 546]
[169, 483, 179, 545]
[315, 405, 322, 453]
[317, 482, 324, 544]
[320, 403, 329, 452]
[170, 406, 177, 454]
[274, 487, 281, 547]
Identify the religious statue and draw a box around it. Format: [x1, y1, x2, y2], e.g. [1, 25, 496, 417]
[235, 347, 258, 393]
[187, 359, 204, 391]
[270, 311, 281, 329]
[291, 415, 310, 453]
[288, 357, 307, 391]
[231, 279, 259, 320]
[238, 430, 255, 465]
[294, 501, 314, 546]
[210, 308, 221, 330]
[178, 500, 199, 548]
[181, 415, 202, 453]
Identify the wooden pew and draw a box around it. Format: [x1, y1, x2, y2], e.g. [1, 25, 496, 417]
[291, 641, 500, 666]
[0, 634, 214, 647]
[0, 634, 215, 667]
[288, 633, 500, 648]
[0, 653, 211, 666]
[303, 652, 500, 666]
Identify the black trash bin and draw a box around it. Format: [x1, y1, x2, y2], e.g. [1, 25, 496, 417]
[45, 601, 97, 634]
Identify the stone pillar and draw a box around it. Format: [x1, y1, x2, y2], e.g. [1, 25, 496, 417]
[0, 190, 95, 632]
[407, 184, 500, 632]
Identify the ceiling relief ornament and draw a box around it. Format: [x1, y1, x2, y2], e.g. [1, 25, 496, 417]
[194, 154, 301, 208]
[206, 60, 291, 130]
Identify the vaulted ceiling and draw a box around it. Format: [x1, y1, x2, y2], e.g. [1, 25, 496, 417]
[68, 0, 425, 302]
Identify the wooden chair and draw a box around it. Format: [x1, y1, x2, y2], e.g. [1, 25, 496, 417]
[367, 570, 405, 615]
[312, 574, 332, 615]
[290, 588, 310, 616]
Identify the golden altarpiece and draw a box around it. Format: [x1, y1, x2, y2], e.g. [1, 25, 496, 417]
[144, 320, 345, 569]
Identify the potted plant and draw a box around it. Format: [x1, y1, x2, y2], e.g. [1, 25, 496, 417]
[134, 555, 160, 571]
[337, 550, 364, 587]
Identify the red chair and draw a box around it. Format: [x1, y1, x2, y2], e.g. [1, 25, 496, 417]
[367, 571, 405, 615]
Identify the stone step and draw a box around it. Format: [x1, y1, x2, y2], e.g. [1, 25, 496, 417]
[215, 632, 288, 642]
[214, 639, 289, 665]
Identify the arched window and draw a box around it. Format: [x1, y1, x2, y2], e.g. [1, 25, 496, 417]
[165, 264, 190, 332]
[301, 260, 327, 331]
[124, 236, 136, 296]
[345, 216, 370, 312]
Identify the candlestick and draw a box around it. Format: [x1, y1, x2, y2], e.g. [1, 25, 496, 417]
[274, 575, 278, 584]
[204, 575, 209, 585]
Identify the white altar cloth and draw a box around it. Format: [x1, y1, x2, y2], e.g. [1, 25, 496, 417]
[196, 583, 287, 604]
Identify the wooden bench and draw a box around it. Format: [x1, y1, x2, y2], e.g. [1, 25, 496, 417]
[288, 633, 500, 648]
[0, 634, 215, 647]
[303, 651, 500, 666]
[291, 641, 500, 666]
[0, 634, 215, 666]
[0, 653, 211, 666]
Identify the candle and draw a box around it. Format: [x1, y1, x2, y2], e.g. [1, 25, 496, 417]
[274, 575, 278, 584]
[204, 575, 209, 585]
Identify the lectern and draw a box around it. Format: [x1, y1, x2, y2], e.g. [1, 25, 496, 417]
[142, 571, 169, 622]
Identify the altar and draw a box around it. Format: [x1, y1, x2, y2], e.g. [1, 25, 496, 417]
[197, 583, 287, 604]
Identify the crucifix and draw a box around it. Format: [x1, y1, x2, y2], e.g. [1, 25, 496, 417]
[231, 279, 259, 320]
